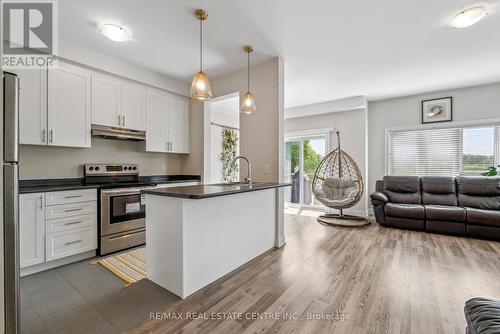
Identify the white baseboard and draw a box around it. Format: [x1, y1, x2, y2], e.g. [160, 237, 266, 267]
[275, 236, 286, 248]
[21, 250, 96, 277]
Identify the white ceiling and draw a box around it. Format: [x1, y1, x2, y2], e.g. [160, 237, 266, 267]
[60, 0, 500, 108]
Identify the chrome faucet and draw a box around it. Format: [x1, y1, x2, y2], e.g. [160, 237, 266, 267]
[232, 156, 252, 187]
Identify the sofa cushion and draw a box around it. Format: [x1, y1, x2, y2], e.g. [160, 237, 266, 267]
[386, 217, 424, 231]
[465, 208, 500, 227]
[457, 177, 500, 210]
[385, 203, 425, 219]
[425, 205, 466, 222]
[421, 176, 457, 206]
[383, 176, 421, 204]
[464, 297, 500, 334]
[426, 220, 465, 236]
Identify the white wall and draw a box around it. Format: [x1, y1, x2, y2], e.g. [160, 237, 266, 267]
[285, 109, 369, 216]
[60, 40, 189, 96]
[19, 138, 181, 179]
[368, 82, 500, 194]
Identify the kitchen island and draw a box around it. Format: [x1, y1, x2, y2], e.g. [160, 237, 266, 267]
[142, 182, 290, 298]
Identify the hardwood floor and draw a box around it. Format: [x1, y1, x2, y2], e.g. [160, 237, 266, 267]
[129, 212, 500, 334]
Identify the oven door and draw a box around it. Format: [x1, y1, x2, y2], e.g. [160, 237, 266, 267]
[101, 188, 146, 236]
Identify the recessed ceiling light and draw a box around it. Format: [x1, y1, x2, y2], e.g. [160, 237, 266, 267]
[452, 6, 489, 28]
[97, 24, 130, 42]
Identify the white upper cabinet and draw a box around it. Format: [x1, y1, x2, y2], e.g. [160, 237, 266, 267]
[48, 62, 91, 148]
[120, 84, 146, 131]
[168, 97, 190, 154]
[146, 92, 169, 152]
[144, 92, 190, 154]
[91, 75, 146, 131]
[20, 193, 45, 269]
[91, 74, 121, 128]
[14, 69, 48, 145]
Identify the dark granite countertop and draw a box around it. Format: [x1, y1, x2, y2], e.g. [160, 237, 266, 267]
[19, 175, 201, 194]
[142, 182, 291, 199]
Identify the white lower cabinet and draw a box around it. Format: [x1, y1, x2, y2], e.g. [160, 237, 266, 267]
[46, 226, 97, 262]
[20, 193, 45, 269]
[45, 214, 96, 233]
[20, 189, 97, 272]
[45, 201, 97, 220]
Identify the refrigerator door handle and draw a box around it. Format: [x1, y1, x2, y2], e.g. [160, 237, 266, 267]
[3, 73, 19, 162]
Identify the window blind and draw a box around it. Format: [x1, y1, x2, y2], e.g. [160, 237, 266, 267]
[388, 128, 461, 176]
[387, 125, 500, 177]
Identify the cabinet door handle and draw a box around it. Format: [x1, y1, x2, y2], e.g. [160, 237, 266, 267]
[41, 129, 46, 143]
[64, 221, 82, 226]
[123, 115, 125, 127]
[65, 240, 82, 246]
[118, 115, 121, 126]
[38, 198, 43, 210]
[64, 208, 82, 212]
[64, 195, 82, 199]
[49, 130, 53, 143]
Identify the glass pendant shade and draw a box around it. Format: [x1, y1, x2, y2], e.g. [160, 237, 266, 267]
[191, 70, 213, 101]
[240, 91, 256, 114]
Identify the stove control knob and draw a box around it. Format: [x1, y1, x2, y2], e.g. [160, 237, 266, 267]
[89, 167, 94, 171]
[132, 167, 137, 170]
[95, 166, 100, 171]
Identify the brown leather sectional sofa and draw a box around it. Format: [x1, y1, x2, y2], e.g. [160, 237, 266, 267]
[370, 176, 500, 241]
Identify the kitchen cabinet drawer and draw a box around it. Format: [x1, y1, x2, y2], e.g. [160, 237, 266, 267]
[45, 214, 96, 233]
[45, 201, 97, 220]
[46, 227, 97, 261]
[46, 189, 97, 206]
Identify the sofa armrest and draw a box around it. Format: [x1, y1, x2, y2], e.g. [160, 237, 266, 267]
[370, 191, 389, 206]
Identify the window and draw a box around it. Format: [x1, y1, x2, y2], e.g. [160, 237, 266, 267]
[387, 125, 500, 177]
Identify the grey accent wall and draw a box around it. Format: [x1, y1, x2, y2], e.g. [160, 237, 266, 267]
[19, 138, 181, 179]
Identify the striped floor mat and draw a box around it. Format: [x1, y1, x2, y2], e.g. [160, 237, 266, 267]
[92, 247, 146, 287]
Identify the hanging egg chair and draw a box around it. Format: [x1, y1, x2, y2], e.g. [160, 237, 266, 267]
[312, 131, 369, 227]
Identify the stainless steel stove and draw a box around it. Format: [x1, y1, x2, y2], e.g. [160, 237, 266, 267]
[84, 163, 157, 255]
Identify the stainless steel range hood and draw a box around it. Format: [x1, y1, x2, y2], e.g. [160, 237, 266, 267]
[91, 124, 146, 141]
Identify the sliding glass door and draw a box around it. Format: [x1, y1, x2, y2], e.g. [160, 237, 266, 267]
[284, 133, 328, 209]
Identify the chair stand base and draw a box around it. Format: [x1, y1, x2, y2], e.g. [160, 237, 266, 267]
[317, 213, 371, 227]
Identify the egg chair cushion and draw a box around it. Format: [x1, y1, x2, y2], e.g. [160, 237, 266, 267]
[314, 177, 358, 208]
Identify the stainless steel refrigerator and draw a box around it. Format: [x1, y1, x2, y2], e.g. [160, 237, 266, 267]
[3, 71, 20, 334]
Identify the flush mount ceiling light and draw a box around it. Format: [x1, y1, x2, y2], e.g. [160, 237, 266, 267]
[452, 6, 489, 28]
[97, 24, 130, 42]
[240, 45, 256, 115]
[190, 9, 213, 101]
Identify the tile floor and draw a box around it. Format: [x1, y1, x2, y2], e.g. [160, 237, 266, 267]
[21, 258, 180, 334]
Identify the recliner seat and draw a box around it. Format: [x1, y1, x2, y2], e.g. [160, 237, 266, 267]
[370, 175, 500, 241]
[382, 176, 425, 231]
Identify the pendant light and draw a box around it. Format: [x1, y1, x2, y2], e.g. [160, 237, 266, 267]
[191, 9, 213, 100]
[240, 45, 256, 114]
